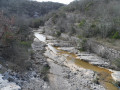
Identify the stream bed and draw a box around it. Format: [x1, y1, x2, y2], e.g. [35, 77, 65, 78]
[34, 31, 119, 90]
[56, 47, 119, 90]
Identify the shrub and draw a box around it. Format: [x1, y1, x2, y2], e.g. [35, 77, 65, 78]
[88, 25, 100, 37]
[91, 24, 96, 28]
[0, 11, 15, 45]
[41, 65, 50, 75]
[30, 19, 44, 28]
[112, 32, 120, 39]
[85, 2, 94, 11]
[2, 41, 30, 68]
[78, 20, 86, 27]
[2, 31, 15, 45]
[79, 39, 87, 51]
[55, 31, 61, 37]
[19, 25, 29, 33]
[20, 41, 32, 48]
[77, 35, 83, 39]
[41, 65, 50, 82]
[69, 26, 76, 35]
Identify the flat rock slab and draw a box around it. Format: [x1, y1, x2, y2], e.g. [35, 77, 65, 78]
[58, 47, 75, 51]
[76, 53, 109, 66]
[112, 71, 120, 82]
[47, 44, 58, 54]
[34, 33, 46, 43]
[53, 43, 75, 47]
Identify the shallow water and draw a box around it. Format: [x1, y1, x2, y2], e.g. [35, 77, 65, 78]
[56, 47, 118, 90]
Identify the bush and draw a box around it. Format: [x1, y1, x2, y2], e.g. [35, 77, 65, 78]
[0, 11, 16, 45]
[19, 25, 29, 33]
[79, 39, 87, 51]
[2, 41, 30, 67]
[2, 31, 15, 45]
[41, 65, 50, 75]
[41, 65, 50, 82]
[112, 32, 120, 39]
[91, 24, 96, 28]
[55, 31, 61, 37]
[85, 2, 94, 11]
[30, 19, 44, 28]
[78, 20, 86, 27]
[20, 41, 32, 48]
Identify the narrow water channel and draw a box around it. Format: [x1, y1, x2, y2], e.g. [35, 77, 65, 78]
[55, 47, 118, 90]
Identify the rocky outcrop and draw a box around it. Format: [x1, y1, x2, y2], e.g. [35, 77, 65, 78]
[58, 47, 109, 67]
[35, 33, 46, 43]
[85, 40, 120, 61]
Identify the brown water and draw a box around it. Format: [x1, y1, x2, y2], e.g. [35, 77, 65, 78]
[55, 47, 118, 90]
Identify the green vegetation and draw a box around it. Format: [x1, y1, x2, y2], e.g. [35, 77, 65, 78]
[112, 32, 120, 39]
[41, 65, 50, 81]
[91, 24, 96, 28]
[78, 20, 86, 27]
[30, 19, 44, 28]
[55, 31, 61, 37]
[85, 2, 93, 11]
[19, 41, 32, 48]
[41, 65, 50, 75]
[79, 39, 87, 51]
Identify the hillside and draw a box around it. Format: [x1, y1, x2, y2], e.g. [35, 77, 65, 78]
[41, 0, 120, 76]
[0, 0, 64, 17]
[0, 0, 64, 72]
[44, 0, 120, 39]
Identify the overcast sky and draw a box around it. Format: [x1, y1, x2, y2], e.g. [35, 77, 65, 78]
[35, 0, 74, 4]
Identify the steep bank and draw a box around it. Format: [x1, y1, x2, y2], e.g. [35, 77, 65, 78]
[83, 39, 120, 70]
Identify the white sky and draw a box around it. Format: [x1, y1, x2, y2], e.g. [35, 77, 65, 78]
[35, 0, 74, 4]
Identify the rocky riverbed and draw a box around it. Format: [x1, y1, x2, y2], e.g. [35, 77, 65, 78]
[44, 46, 105, 90]
[34, 27, 120, 90]
[34, 28, 113, 90]
[0, 27, 119, 90]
